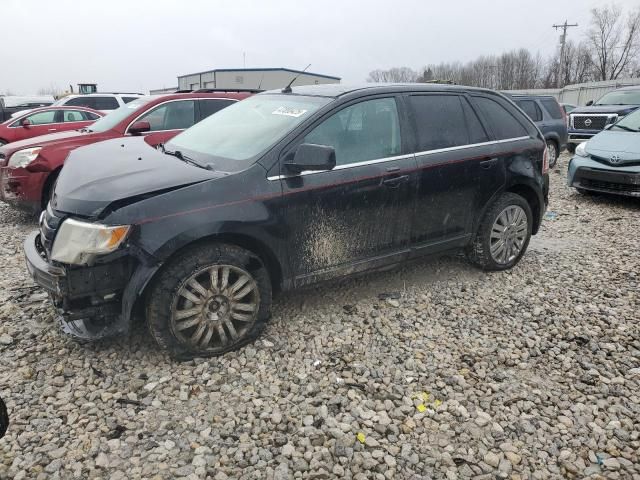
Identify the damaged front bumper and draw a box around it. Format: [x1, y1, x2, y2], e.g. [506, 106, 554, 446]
[24, 230, 153, 340]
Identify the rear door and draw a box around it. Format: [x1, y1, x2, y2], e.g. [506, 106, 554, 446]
[60, 109, 97, 131]
[275, 95, 418, 285]
[407, 93, 494, 252]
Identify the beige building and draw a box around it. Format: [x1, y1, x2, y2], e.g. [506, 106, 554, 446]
[176, 67, 340, 91]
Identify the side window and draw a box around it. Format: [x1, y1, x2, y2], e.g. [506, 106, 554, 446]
[304, 97, 401, 166]
[473, 96, 529, 140]
[540, 98, 563, 119]
[93, 97, 119, 110]
[137, 101, 196, 132]
[85, 111, 101, 120]
[199, 99, 235, 120]
[409, 95, 471, 150]
[25, 111, 57, 125]
[122, 97, 139, 104]
[64, 97, 91, 107]
[461, 99, 490, 144]
[516, 100, 542, 122]
[62, 110, 91, 122]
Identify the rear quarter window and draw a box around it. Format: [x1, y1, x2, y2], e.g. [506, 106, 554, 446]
[516, 100, 542, 122]
[473, 96, 533, 140]
[540, 98, 564, 119]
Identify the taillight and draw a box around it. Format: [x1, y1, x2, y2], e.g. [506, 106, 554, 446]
[542, 147, 549, 174]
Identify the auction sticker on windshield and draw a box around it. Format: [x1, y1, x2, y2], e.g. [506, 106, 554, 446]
[272, 106, 308, 118]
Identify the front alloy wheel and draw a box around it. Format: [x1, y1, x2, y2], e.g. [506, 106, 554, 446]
[171, 265, 260, 351]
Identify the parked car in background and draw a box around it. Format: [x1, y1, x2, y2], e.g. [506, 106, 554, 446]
[0, 106, 102, 146]
[24, 84, 549, 359]
[0, 96, 54, 122]
[567, 86, 640, 153]
[568, 106, 640, 197]
[508, 94, 567, 168]
[52, 93, 144, 113]
[0, 91, 251, 212]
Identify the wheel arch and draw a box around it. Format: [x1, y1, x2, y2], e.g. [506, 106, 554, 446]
[41, 166, 63, 210]
[505, 183, 542, 234]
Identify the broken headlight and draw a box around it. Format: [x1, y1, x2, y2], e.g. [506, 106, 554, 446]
[50, 218, 130, 265]
[8, 147, 42, 168]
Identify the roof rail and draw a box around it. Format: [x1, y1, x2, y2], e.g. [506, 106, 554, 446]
[194, 88, 264, 94]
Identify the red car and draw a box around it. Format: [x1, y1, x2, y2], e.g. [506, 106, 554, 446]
[0, 106, 103, 146]
[0, 92, 251, 212]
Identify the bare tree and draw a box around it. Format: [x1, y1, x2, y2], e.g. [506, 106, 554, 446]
[367, 67, 419, 83]
[588, 4, 640, 80]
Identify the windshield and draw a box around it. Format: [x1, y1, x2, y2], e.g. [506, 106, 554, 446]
[612, 108, 640, 131]
[166, 94, 332, 163]
[87, 97, 152, 132]
[595, 90, 640, 106]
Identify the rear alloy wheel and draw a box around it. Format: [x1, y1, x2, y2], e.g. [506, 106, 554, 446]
[467, 193, 532, 271]
[546, 140, 558, 168]
[146, 243, 271, 359]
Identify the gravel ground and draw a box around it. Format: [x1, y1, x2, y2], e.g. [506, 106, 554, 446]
[0, 152, 639, 480]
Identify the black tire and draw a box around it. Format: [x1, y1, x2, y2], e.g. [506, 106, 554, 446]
[546, 140, 559, 168]
[467, 193, 533, 271]
[566, 144, 576, 154]
[146, 243, 272, 360]
[41, 170, 59, 211]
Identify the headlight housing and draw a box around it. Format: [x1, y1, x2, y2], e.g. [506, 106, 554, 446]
[50, 218, 130, 265]
[8, 147, 42, 168]
[575, 142, 589, 157]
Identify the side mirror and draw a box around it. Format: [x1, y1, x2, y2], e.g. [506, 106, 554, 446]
[284, 143, 336, 174]
[20, 118, 31, 128]
[586, 100, 594, 106]
[129, 120, 151, 135]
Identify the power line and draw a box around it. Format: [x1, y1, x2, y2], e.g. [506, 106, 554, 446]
[553, 20, 579, 87]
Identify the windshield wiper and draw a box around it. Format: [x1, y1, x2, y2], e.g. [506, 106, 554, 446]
[612, 124, 639, 132]
[161, 145, 214, 170]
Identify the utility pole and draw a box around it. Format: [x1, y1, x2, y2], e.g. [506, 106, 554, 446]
[553, 21, 578, 87]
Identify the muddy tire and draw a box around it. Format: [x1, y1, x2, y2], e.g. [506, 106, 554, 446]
[467, 193, 532, 271]
[146, 243, 272, 360]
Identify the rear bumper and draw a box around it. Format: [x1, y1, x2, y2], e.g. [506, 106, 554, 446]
[0, 166, 47, 212]
[568, 156, 640, 197]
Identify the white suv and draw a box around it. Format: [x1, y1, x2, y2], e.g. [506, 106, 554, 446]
[53, 93, 143, 113]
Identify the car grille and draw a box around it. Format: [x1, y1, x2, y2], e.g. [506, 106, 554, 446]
[572, 115, 611, 131]
[39, 204, 65, 256]
[583, 179, 640, 195]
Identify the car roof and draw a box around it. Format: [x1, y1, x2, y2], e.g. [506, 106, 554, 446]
[615, 85, 640, 91]
[264, 83, 498, 98]
[147, 91, 254, 101]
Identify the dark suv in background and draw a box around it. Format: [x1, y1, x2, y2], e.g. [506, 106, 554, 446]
[567, 85, 640, 152]
[25, 84, 549, 359]
[508, 94, 567, 168]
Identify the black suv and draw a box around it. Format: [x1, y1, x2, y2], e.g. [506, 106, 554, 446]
[25, 84, 549, 359]
[507, 94, 568, 168]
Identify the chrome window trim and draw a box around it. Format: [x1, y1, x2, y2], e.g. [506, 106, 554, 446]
[124, 97, 239, 135]
[267, 136, 530, 181]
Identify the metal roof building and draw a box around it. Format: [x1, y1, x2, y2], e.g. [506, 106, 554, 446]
[176, 67, 340, 91]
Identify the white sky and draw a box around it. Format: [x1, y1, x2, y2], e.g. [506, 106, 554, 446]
[1, 0, 637, 94]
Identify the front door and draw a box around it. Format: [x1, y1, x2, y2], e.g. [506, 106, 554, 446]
[133, 100, 196, 146]
[276, 96, 418, 285]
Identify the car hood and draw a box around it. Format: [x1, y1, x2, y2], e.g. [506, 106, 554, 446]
[586, 130, 640, 163]
[0, 129, 107, 158]
[571, 105, 640, 116]
[52, 137, 223, 217]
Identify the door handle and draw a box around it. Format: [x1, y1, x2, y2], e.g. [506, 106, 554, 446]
[479, 158, 498, 169]
[382, 175, 409, 188]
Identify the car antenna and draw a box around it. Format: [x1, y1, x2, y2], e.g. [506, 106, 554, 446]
[282, 64, 311, 94]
